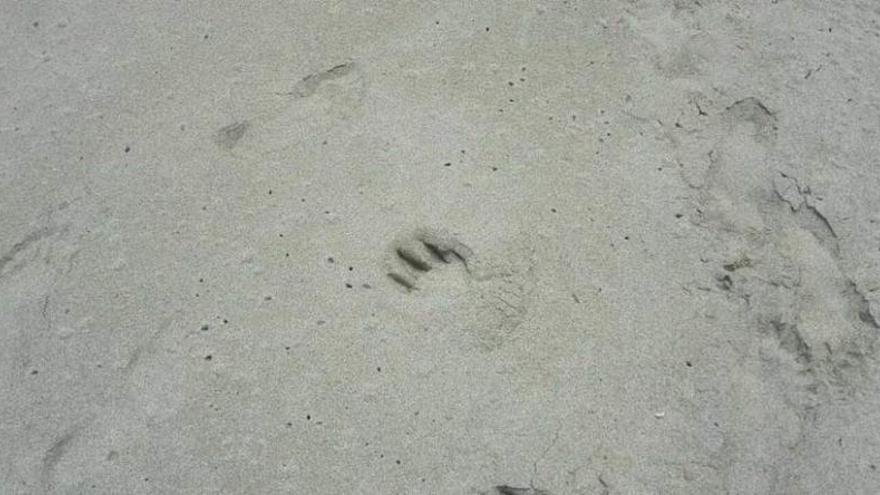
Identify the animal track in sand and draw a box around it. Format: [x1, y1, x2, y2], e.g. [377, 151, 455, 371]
[386, 228, 475, 291]
[385, 227, 535, 351]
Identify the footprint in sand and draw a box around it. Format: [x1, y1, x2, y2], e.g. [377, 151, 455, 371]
[385, 227, 535, 351]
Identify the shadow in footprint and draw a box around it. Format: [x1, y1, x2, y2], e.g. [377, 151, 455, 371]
[387, 229, 473, 291]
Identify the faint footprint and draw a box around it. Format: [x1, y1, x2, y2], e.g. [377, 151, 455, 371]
[385, 227, 535, 351]
[215, 121, 248, 149]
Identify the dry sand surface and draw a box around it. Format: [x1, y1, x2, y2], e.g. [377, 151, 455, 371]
[2, 1, 880, 494]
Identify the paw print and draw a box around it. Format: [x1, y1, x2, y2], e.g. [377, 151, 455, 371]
[384, 227, 535, 351]
[386, 228, 473, 291]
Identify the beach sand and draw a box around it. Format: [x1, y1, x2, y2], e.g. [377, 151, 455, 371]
[2, 1, 879, 493]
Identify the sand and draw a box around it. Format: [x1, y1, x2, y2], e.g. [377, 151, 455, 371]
[2, 1, 879, 493]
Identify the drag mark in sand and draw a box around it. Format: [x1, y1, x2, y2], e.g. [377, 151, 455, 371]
[0, 225, 64, 279]
[41, 429, 77, 490]
[278, 62, 356, 98]
[492, 485, 551, 495]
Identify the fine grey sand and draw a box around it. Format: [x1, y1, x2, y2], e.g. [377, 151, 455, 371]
[2, 2, 880, 494]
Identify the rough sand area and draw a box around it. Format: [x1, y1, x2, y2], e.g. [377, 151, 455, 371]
[2, 1, 880, 493]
